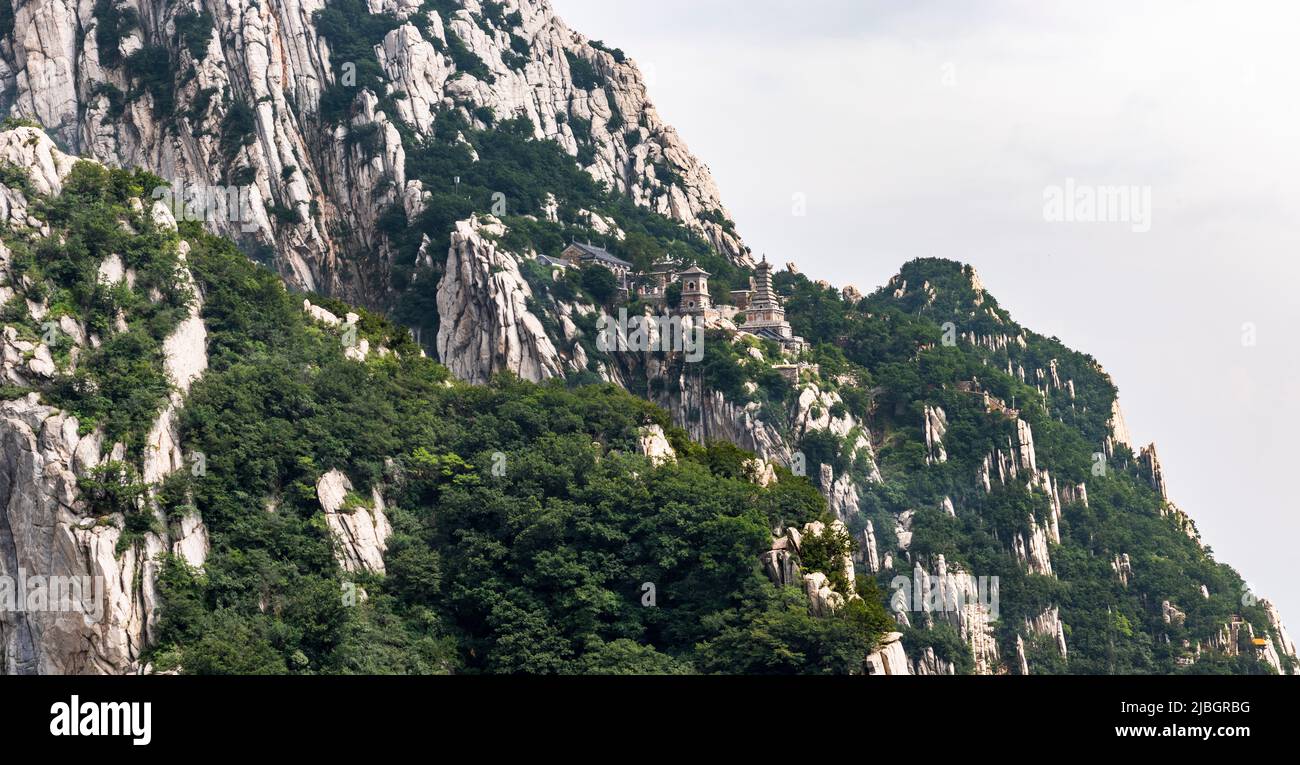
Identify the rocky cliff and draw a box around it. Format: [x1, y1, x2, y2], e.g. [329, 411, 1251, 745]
[0, 0, 747, 306]
[435, 215, 565, 383]
[0, 128, 209, 674]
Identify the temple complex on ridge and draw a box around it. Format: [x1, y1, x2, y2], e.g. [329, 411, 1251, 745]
[545, 247, 807, 354]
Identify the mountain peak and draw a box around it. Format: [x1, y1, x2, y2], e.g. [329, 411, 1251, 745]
[0, 0, 747, 308]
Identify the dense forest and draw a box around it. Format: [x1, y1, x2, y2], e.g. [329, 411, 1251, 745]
[0, 155, 894, 672]
[159, 220, 903, 673]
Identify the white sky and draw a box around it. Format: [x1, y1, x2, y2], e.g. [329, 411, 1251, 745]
[556, 0, 1300, 624]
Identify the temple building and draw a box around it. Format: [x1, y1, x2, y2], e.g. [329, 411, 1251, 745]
[561, 241, 634, 281]
[637, 260, 679, 304]
[740, 256, 805, 351]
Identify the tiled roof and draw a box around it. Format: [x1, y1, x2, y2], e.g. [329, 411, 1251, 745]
[566, 242, 632, 268]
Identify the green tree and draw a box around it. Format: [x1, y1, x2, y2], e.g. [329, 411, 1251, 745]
[580, 264, 619, 303]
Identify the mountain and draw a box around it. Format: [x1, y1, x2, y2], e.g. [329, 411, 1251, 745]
[0, 0, 1295, 675]
[0, 125, 891, 674]
[0, 0, 747, 304]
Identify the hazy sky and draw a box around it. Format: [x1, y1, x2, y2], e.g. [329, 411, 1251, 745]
[557, 0, 1300, 623]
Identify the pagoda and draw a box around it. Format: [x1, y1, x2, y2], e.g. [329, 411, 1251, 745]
[741, 255, 801, 348]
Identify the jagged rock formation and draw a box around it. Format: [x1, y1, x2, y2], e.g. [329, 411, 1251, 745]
[794, 380, 881, 496]
[761, 519, 862, 620]
[889, 552, 998, 674]
[0, 396, 208, 674]
[743, 457, 776, 487]
[1024, 606, 1068, 661]
[1139, 444, 1170, 501]
[317, 469, 391, 574]
[818, 463, 858, 526]
[1013, 518, 1054, 577]
[911, 644, 955, 675]
[803, 571, 843, 618]
[1015, 635, 1030, 675]
[659, 373, 790, 464]
[634, 424, 675, 467]
[759, 526, 802, 589]
[650, 372, 882, 527]
[970, 413, 1072, 577]
[1263, 600, 1297, 663]
[907, 555, 1000, 675]
[436, 216, 564, 383]
[856, 519, 881, 574]
[1, 397, 139, 674]
[1015, 419, 1036, 475]
[1104, 397, 1134, 457]
[0, 129, 209, 674]
[923, 404, 947, 464]
[1132, 444, 1202, 542]
[865, 631, 910, 675]
[894, 509, 914, 553]
[0, 0, 747, 304]
[0, 124, 80, 199]
[1112, 553, 1133, 587]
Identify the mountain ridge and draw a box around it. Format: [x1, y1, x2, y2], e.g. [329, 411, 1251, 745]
[0, 127, 1292, 673]
[0, 0, 749, 307]
[0, 0, 1295, 676]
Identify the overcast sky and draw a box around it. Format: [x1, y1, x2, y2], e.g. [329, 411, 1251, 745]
[556, 0, 1300, 624]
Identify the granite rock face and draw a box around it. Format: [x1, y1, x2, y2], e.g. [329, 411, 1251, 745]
[858, 519, 881, 574]
[1013, 517, 1054, 578]
[761, 520, 858, 618]
[436, 216, 565, 384]
[865, 631, 911, 676]
[923, 405, 947, 464]
[0, 134, 210, 674]
[0, 395, 210, 674]
[0, 0, 748, 305]
[1112, 553, 1134, 587]
[1024, 606, 1069, 662]
[1262, 600, 1297, 663]
[911, 645, 955, 675]
[634, 424, 676, 467]
[759, 529, 801, 589]
[1259, 600, 1298, 673]
[906, 555, 1000, 675]
[317, 469, 391, 575]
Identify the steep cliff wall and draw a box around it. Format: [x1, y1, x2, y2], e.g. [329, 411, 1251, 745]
[0, 0, 747, 305]
[435, 215, 566, 383]
[0, 128, 209, 674]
